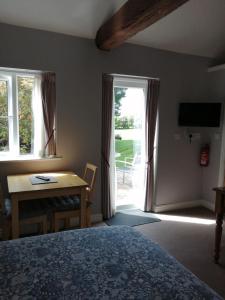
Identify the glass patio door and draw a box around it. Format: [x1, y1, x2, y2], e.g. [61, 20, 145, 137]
[112, 77, 147, 210]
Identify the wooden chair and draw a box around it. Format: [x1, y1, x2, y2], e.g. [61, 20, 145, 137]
[0, 183, 48, 239]
[52, 163, 97, 232]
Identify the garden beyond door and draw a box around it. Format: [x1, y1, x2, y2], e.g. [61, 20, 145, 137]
[113, 78, 147, 210]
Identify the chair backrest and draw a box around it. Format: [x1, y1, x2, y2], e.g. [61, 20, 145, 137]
[83, 163, 97, 198]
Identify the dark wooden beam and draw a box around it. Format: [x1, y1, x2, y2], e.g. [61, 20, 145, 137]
[96, 0, 190, 51]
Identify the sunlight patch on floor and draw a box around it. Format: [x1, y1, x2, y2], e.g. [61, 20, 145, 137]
[156, 214, 215, 225]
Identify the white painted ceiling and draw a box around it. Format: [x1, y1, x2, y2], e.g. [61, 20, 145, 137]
[130, 0, 225, 59]
[0, 0, 225, 59]
[0, 0, 126, 39]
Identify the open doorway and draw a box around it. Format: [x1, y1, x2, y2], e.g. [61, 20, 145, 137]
[112, 77, 148, 210]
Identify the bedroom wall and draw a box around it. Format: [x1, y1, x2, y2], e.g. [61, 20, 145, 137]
[201, 70, 225, 207]
[0, 23, 212, 215]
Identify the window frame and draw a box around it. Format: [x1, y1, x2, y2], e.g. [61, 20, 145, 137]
[0, 73, 14, 156]
[0, 69, 41, 159]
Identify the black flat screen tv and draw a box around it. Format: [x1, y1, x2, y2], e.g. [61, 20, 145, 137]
[178, 102, 221, 127]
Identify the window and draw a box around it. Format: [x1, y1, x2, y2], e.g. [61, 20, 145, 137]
[0, 69, 44, 159]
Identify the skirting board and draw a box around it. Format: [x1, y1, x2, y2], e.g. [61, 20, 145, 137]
[153, 199, 215, 213]
[70, 213, 103, 227]
[200, 200, 215, 211]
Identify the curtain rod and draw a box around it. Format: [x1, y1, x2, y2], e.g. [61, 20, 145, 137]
[110, 73, 160, 81]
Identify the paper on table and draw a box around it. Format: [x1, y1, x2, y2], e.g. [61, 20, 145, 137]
[30, 175, 58, 185]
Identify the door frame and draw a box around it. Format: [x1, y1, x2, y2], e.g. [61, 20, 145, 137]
[113, 76, 148, 210]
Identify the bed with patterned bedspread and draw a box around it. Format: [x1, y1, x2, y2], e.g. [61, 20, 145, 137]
[0, 226, 222, 299]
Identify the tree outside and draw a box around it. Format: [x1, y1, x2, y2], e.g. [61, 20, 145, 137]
[0, 80, 9, 151]
[18, 76, 34, 154]
[114, 87, 126, 117]
[0, 77, 34, 154]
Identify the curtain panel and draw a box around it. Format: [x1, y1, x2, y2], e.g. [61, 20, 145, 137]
[41, 72, 56, 156]
[101, 74, 114, 219]
[144, 79, 160, 212]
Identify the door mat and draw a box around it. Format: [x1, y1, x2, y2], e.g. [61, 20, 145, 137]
[105, 209, 161, 227]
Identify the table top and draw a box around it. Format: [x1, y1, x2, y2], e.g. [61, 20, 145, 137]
[7, 171, 88, 194]
[213, 187, 225, 193]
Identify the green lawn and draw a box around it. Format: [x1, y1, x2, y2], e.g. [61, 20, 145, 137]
[115, 139, 140, 168]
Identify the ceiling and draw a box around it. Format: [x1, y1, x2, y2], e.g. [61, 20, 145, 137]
[0, 0, 126, 39]
[130, 0, 225, 60]
[0, 0, 225, 59]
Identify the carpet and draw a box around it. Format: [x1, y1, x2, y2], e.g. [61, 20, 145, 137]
[105, 209, 161, 226]
[134, 207, 225, 298]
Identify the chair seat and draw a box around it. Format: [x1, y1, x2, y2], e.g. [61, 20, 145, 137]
[3, 198, 48, 220]
[3, 196, 92, 220]
[46, 195, 81, 212]
[46, 195, 92, 213]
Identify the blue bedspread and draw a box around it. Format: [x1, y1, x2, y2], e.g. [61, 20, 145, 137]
[0, 226, 222, 299]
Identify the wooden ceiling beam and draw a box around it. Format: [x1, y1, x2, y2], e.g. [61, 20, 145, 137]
[96, 0, 190, 51]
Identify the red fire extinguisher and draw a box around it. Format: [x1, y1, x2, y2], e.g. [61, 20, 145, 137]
[200, 144, 210, 167]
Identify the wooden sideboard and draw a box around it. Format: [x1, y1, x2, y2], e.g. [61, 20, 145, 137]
[213, 187, 225, 263]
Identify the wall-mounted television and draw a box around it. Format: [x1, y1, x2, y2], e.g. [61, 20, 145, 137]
[178, 102, 222, 127]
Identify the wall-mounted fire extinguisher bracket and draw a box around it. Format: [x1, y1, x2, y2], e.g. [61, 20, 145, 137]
[200, 144, 210, 167]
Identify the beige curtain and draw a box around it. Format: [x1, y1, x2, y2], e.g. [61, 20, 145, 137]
[101, 74, 114, 219]
[41, 72, 56, 156]
[144, 79, 160, 212]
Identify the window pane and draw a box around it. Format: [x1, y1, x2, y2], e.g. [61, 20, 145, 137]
[17, 76, 34, 154]
[0, 117, 9, 151]
[0, 80, 8, 116]
[0, 80, 9, 152]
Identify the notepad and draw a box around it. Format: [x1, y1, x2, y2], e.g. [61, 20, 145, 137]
[30, 175, 58, 185]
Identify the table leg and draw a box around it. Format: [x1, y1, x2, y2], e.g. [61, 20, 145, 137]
[214, 212, 223, 264]
[80, 188, 86, 228]
[11, 194, 19, 239]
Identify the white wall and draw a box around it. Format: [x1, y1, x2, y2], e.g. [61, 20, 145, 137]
[0, 23, 213, 215]
[201, 70, 225, 207]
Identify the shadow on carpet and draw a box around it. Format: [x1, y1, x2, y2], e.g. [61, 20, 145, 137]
[105, 209, 161, 227]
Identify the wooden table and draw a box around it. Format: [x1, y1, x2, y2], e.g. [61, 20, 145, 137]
[213, 187, 225, 263]
[7, 171, 88, 239]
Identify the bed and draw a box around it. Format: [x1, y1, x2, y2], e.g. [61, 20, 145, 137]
[0, 226, 222, 299]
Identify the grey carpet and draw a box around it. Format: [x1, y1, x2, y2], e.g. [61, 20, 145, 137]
[134, 207, 225, 299]
[105, 209, 161, 226]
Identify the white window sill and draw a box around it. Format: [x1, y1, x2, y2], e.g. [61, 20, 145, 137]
[0, 155, 62, 163]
